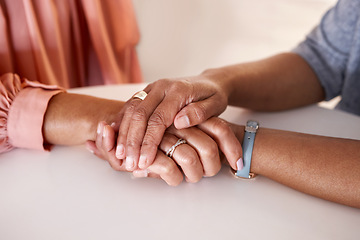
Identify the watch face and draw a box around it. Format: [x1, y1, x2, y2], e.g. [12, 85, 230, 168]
[247, 120, 259, 128]
[245, 120, 259, 133]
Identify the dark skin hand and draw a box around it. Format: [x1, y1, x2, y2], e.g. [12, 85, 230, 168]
[114, 53, 325, 173]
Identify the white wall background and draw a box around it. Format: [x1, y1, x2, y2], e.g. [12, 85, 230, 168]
[133, 0, 337, 82]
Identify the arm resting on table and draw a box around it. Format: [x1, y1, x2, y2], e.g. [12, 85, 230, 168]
[43, 92, 124, 146]
[249, 127, 360, 208]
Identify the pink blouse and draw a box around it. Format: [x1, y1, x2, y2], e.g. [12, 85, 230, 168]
[0, 0, 142, 153]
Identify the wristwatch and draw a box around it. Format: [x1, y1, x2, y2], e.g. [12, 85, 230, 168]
[235, 120, 259, 179]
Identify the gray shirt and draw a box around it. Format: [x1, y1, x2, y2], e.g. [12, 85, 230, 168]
[292, 0, 360, 115]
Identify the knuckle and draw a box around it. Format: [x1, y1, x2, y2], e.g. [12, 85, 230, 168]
[148, 110, 168, 128]
[192, 104, 207, 122]
[131, 105, 148, 122]
[143, 127, 166, 147]
[169, 80, 189, 90]
[162, 164, 178, 177]
[164, 79, 192, 95]
[152, 78, 171, 90]
[142, 132, 159, 146]
[124, 101, 138, 115]
[201, 141, 219, 158]
[211, 118, 231, 136]
[179, 154, 198, 167]
[126, 138, 138, 148]
[205, 164, 221, 177]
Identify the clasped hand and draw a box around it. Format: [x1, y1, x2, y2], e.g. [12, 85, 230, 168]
[87, 117, 242, 186]
[86, 75, 243, 185]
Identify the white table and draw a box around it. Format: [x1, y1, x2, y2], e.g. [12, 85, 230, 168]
[1, 84, 359, 240]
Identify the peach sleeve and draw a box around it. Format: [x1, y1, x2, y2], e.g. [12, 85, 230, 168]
[0, 73, 64, 153]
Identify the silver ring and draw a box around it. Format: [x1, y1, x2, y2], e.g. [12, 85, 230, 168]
[166, 138, 187, 158]
[132, 90, 147, 100]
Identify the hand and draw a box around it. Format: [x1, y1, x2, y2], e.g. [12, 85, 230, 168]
[115, 74, 230, 172]
[196, 117, 244, 171]
[86, 119, 241, 185]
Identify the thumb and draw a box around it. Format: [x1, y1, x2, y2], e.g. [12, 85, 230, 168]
[174, 97, 227, 129]
[197, 117, 243, 170]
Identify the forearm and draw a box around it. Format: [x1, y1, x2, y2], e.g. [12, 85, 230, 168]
[202, 53, 325, 111]
[247, 128, 360, 208]
[43, 93, 124, 145]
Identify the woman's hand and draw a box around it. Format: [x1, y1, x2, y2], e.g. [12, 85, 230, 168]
[201, 118, 360, 208]
[87, 122, 223, 185]
[87, 117, 242, 185]
[196, 117, 245, 171]
[115, 74, 231, 172]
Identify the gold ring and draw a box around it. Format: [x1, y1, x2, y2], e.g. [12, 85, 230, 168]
[132, 90, 147, 100]
[166, 138, 187, 158]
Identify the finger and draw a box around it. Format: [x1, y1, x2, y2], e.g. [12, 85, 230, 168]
[95, 121, 106, 152]
[147, 150, 184, 186]
[123, 88, 166, 171]
[133, 150, 184, 186]
[159, 133, 203, 183]
[85, 140, 104, 159]
[166, 126, 221, 177]
[138, 80, 196, 169]
[86, 128, 111, 161]
[110, 121, 119, 130]
[102, 124, 116, 152]
[102, 124, 125, 171]
[197, 117, 242, 170]
[174, 95, 227, 129]
[95, 122, 124, 171]
[139, 79, 227, 169]
[115, 98, 143, 161]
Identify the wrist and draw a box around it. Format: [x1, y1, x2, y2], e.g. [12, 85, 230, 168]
[235, 120, 259, 178]
[232, 123, 264, 175]
[85, 99, 124, 142]
[201, 67, 234, 102]
[44, 93, 124, 145]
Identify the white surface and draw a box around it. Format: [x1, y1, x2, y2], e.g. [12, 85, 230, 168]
[1, 84, 360, 240]
[133, 0, 337, 82]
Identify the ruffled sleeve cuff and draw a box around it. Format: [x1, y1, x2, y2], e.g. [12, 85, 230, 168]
[0, 73, 65, 153]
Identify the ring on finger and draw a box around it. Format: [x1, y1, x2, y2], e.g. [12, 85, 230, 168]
[132, 90, 147, 101]
[166, 138, 187, 158]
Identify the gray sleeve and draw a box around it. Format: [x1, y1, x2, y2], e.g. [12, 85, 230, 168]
[292, 0, 359, 100]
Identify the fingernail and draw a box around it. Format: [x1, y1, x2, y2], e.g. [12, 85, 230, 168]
[116, 144, 125, 159]
[102, 126, 108, 138]
[86, 145, 94, 154]
[176, 115, 190, 128]
[125, 156, 134, 170]
[97, 122, 102, 135]
[110, 122, 116, 128]
[236, 158, 244, 170]
[132, 169, 149, 178]
[139, 155, 147, 169]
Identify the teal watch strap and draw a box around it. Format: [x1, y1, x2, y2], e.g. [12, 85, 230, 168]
[235, 120, 259, 179]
